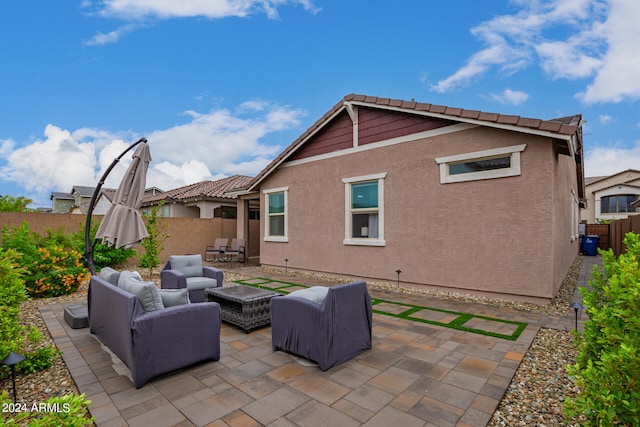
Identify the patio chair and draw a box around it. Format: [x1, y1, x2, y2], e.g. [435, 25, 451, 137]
[225, 238, 246, 263]
[161, 254, 223, 303]
[270, 281, 372, 371]
[204, 238, 229, 262]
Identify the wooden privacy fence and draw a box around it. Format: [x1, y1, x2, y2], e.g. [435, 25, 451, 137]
[608, 215, 640, 255]
[0, 212, 260, 265]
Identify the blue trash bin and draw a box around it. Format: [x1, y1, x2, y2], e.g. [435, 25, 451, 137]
[581, 235, 600, 256]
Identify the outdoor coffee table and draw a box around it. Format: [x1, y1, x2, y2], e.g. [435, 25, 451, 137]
[205, 285, 282, 333]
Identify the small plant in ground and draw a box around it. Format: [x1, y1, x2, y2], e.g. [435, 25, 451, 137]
[566, 232, 640, 425]
[140, 202, 169, 278]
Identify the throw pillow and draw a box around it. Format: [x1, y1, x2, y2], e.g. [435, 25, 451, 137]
[159, 289, 190, 307]
[117, 270, 142, 288]
[287, 286, 329, 304]
[120, 276, 164, 312]
[99, 267, 120, 286]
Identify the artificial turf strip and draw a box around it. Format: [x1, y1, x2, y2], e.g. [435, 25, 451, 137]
[233, 278, 528, 341]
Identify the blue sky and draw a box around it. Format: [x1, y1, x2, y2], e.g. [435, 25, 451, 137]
[1, 0, 639, 208]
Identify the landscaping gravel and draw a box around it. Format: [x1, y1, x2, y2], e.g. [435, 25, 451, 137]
[2, 260, 585, 426]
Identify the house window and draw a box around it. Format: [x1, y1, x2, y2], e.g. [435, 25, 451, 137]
[343, 173, 387, 246]
[435, 144, 526, 184]
[601, 195, 637, 213]
[263, 187, 288, 242]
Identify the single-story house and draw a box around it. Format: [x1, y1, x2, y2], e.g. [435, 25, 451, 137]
[581, 169, 640, 223]
[142, 175, 256, 219]
[234, 94, 585, 304]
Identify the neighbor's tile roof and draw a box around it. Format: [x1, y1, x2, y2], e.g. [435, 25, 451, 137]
[143, 175, 252, 204]
[245, 93, 583, 191]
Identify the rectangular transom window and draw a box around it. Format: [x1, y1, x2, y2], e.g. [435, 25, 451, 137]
[435, 144, 526, 184]
[343, 173, 386, 246]
[263, 187, 288, 242]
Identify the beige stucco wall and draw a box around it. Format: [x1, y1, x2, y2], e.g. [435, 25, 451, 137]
[259, 126, 579, 303]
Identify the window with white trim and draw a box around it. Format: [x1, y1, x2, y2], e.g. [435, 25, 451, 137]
[343, 173, 386, 246]
[435, 144, 526, 184]
[263, 187, 288, 242]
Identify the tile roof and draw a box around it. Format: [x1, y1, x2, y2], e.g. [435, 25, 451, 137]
[143, 175, 253, 204]
[245, 94, 583, 192]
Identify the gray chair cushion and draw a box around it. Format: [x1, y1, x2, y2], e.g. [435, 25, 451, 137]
[120, 276, 164, 312]
[99, 267, 121, 286]
[169, 255, 203, 278]
[159, 289, 190, 307]
[185, 276, 218, 291]
[287, 286, 329, 304]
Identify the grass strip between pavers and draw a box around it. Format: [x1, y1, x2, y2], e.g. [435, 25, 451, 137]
[233, 278, 527, 341]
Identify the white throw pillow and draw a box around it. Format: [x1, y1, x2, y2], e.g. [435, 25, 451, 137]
[287, 286, 329, 304]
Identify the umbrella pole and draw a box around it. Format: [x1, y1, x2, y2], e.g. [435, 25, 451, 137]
[83, 137, 147, 275]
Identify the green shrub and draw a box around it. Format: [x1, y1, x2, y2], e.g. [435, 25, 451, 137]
[71, 222, 136, 269]
[566, 232, 640, 425]
[1, 223, 89, 298]
[0, 248, 27, 371]
[1, 391, 93, 426]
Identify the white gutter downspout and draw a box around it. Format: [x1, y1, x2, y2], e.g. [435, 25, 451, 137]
[344, 101, 358, 148]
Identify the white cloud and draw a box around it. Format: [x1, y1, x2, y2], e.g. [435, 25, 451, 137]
[578, 0, 640, 103]
[83, 24, 140, 46]
[489, 89, 529, 105]
[0, 100, 305, 201]
[432, 0, 640, 104]
[599, 114, 614, 125]
[97, 0, 319, 20]
[584, 140, 640, 176]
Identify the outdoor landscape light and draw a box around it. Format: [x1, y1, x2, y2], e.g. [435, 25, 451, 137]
[570, 302, 585, 332]
[1, 351, 25, 403]
[396, 269, 402, 287]
[284, 258, 288, 271]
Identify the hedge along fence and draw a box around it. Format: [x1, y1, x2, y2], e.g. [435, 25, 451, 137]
[0, 212, 260, 265]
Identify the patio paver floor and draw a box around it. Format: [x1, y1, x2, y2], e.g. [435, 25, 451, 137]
[35, 260, 597, 426]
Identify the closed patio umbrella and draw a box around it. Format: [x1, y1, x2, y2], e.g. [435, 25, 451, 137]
[95, 141, 151, 248]
[84, 138, 150, 274]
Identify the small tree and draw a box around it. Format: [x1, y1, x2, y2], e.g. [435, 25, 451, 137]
[139, 202, 169, 278]
[0, 194, 32, 212]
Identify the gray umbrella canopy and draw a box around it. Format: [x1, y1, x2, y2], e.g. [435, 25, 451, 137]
[95, 141, 152, 248]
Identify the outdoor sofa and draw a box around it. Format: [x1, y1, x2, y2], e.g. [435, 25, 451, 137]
[88, 268, 221, 388]
[270, 281, 373, 371]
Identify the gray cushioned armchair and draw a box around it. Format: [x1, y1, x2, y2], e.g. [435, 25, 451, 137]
[270, 281, 372, 371]
[161, 254, 223, 302]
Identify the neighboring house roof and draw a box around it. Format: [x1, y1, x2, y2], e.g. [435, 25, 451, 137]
[50, 192, 73, 200]
[585, 169, 640, 187]
[595, 182, 640, 193]
[143, 175, 253, 205]
[243, 93, 584, 195]
[71, 186, 96, 197]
